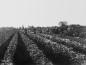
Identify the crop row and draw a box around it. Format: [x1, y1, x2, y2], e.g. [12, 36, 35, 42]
[26, 32, 86, 65]
[1, 33, 18, 65]
[38, 33, 86, 54]
[20, 32, 54, 65]
[58, 35, 86, 45]
[0, 29, 16, 47]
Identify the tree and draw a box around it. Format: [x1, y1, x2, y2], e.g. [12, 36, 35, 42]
[58, 21, 67, 27]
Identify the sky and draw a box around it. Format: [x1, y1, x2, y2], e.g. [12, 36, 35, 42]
[0, 0, 86, 27]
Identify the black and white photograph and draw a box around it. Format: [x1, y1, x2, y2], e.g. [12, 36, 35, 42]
[0, 0, 86, 65]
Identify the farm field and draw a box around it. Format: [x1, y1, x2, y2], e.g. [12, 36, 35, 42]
[0, 25, 86, 65]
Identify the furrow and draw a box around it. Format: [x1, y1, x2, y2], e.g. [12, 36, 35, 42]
[20, 32, 54, 65]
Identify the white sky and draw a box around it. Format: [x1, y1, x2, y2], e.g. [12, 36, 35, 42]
[0, 0, 86, 27]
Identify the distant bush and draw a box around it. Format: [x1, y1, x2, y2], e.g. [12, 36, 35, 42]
[52, 22, 82, 37]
